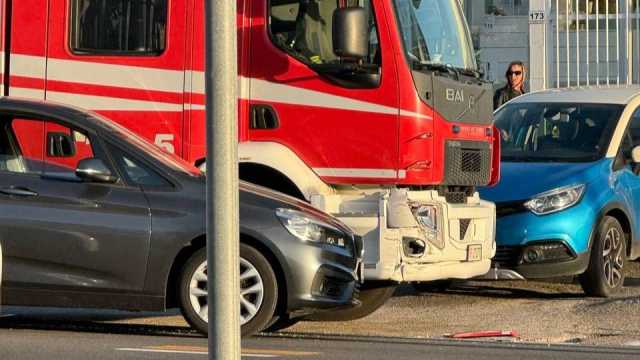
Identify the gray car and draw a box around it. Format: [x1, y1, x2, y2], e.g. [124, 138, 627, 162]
[0, 98, 362, 336]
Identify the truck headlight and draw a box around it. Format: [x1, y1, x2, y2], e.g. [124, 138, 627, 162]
[411, 204, 438, 232]
[276, 208, 351, 254]
[524, 184, 585, 215]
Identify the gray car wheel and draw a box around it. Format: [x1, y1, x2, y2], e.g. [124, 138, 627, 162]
[178, 244, 278, 336]
[580, 216, 626, 297]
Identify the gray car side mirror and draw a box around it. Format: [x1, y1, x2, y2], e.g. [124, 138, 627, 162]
[76, 158, 117, 183]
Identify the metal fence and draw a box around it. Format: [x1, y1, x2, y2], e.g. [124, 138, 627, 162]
[548, 0, 640, 88]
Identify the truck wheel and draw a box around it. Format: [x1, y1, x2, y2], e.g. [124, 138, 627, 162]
[579, 216, 626, 297]
[178, 244, 279, 336]
[307, 281, 397, 321]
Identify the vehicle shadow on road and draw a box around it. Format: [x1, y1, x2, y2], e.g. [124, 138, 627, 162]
[0, 317, 200, 338]
[0, 307, 201, 338]
[396, 281, 587, 300]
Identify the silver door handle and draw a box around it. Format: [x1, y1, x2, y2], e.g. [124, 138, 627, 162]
[0, 187, 38, 197]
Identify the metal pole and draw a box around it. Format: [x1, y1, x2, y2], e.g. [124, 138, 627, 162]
[607, 0, 610, 85]
[557, 0, 560, 87]
[616, 0, 620, 84]
[576, 0, 580, 85]
[625, 0, 631, 84]
[597, 0, 600, 84]
[205, 0, 240, 359]
[567, 0, 570, 86]
[586, 0, 590, 85]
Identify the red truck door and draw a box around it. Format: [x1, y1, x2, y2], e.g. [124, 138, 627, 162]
[43, 0, 188, 158]
[248, 1, 400, 185]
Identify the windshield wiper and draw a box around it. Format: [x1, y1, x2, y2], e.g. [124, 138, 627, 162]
[455, 66, 482, 79]
[412, 61, 483, 80]
[412, 62, 460, 78]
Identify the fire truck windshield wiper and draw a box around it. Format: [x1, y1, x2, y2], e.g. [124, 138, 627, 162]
[454, 66, 482, 79]
[310, 62, 379, 74]
[413, 61, 482, 80]
[412, 61, 460, 78]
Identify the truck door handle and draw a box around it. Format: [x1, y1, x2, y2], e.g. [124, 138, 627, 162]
[0, 187, 38, 197]
[250, 105, 279, 129]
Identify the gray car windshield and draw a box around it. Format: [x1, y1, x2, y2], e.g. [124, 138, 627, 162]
[393, 0, 475, 70]
[494, 103, 623, 163]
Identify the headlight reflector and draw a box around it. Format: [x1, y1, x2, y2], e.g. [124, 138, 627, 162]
[411, 204, 438, 232]
[524, 184, 585, 215]
[276, 208, 350, 253]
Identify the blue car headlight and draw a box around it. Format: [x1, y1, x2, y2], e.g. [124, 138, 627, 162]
[524, 184, 586, 215]
[275, 208, 352, 255]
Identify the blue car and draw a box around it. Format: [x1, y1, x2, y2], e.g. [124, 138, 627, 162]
[480, 87, 640, 296]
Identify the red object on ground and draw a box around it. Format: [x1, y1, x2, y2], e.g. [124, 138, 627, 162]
[446, 330, 518, 339]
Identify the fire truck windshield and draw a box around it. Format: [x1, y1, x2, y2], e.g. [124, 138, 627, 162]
[393, 0, 475, 71]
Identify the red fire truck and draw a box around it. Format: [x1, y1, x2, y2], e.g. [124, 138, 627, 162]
[0, 0, 499, 318]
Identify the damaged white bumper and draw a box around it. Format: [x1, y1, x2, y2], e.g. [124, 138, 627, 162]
[312, 188, 496, 283]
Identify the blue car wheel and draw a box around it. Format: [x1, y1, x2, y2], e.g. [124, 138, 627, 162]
[579, 216, 626, 297]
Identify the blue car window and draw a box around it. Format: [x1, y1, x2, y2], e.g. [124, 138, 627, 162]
[495, 103, 623, 163]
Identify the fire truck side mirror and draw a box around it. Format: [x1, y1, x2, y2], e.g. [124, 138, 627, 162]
[332, 7, 368, 60]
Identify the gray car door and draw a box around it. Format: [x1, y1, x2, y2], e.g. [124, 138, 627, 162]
[0, 116, 151, 297]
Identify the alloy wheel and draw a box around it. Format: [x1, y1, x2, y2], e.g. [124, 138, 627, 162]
[602, 227, 624, 288]
[188, 257, 265, 325]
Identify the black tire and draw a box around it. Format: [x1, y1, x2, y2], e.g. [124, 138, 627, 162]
[263, 314, 301, 333]
[178, 244, 279, 336]
[579, 216, 626, 297]
[307, 281, 397, 321]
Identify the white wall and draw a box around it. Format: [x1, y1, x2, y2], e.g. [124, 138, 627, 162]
[478, 15, 530, 85]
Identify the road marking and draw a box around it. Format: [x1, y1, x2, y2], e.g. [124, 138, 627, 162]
[117, 347, 275, 357]
[116, 345, 319, 357]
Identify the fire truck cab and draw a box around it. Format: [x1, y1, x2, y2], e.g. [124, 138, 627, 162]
[0, 0, 499, 319]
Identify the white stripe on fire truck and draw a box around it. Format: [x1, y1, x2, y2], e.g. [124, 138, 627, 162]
[11, 54, 185, 94]
[9, 87, 45, 99]
[45, 90, 183, 112]
[6, 54, 432, 119]
[189, 72, 432, 120]
[313, 168, 406, 179]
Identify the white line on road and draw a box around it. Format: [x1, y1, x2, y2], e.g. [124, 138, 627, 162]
[116, 348, 277, 358]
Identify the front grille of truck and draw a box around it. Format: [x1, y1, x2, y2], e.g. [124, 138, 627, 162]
[493, 246, 522, 268]
[438, 186, 475, 204]
[459, 219, 471, 240]
[444, 140, 491, 186]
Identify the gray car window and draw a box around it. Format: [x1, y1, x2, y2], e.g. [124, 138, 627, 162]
[40, 121, 97, 180]
[109, 145, 171, 188]
[0, 119, 43, 174]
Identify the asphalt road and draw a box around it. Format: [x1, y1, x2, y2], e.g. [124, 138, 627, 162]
[1, 325, 640, 360]
[1, 261, 639, 359]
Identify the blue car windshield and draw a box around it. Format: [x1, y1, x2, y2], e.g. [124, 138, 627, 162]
[494, 102, 623, 162]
